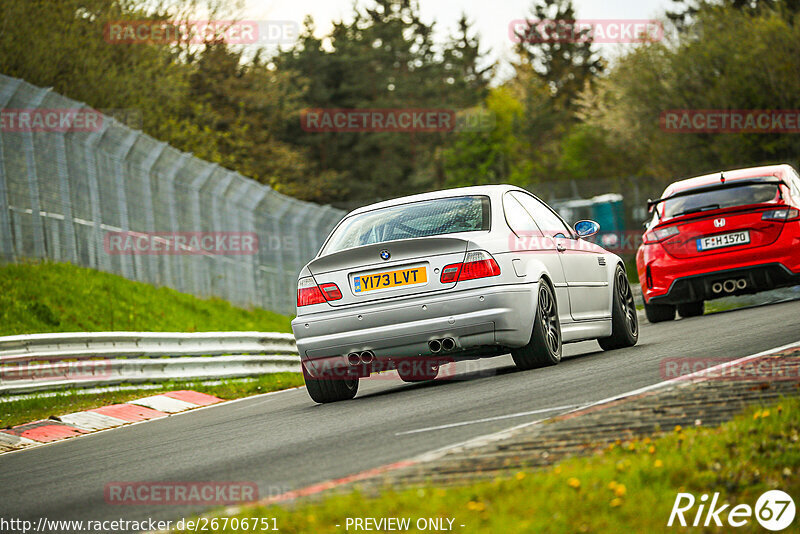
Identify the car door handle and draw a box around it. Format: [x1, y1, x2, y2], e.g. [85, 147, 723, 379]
[556, 243, 566, 252]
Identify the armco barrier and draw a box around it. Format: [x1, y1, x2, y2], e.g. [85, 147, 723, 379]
[0, 331, 300, 394]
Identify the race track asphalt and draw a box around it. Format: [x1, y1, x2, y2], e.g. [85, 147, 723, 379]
[2, 298, 800, 529]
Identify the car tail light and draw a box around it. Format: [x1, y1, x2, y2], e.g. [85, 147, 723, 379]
[297, 277, 342, 306]
[441, 251, 501, 283]
[643, 225, 680, 244]
[762, 207, 800, 221]
[319, 282, 342, 301]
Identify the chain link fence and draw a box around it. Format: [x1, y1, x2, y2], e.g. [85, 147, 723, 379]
[0, 75, 345, 315]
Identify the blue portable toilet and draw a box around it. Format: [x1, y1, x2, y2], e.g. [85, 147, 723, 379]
[590, 194, 625, 233]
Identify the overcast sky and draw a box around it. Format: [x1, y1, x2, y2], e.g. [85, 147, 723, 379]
[242, 0, 672, 74]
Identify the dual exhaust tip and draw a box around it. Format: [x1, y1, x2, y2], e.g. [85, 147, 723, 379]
[428, 337, 456, 354]
[712, 278, 748, 294]
[347, 338, 457, 364]
[347, 350, 374, 366]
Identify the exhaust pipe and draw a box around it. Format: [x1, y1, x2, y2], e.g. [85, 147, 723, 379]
[736, 278, 748, 290]
[723, 280, 736, 293]
[712, 282, 723, 294]
[441, 337, 456, 352]
[347, 352, 361, 366]
[428, 339, 442, 353]
[360, 350, 374, 364]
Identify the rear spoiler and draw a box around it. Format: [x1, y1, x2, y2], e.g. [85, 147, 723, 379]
[646, 177, 786, 211]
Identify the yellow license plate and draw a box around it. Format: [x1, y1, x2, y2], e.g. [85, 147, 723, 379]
[353, 267, 427, 293]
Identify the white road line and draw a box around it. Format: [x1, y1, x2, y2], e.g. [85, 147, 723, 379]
[409, 339, 800, 464]
[150, 338, 800, 528]
[395, 404, 584, 436]
[570, 338, 800, 414]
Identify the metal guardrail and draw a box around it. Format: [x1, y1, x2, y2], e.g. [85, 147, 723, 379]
[0, 332, 300, 394]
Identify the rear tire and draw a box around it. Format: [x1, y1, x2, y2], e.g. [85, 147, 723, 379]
[396, 359, 440, 382]
[644, 301, 675, 323]
[598, 265, 639, 351]
[302, 363, 359, 403]
[511, 280, 562, 370]
[677, 301, 704, 318]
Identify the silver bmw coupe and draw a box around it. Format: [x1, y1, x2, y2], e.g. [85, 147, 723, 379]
[292, 185, 638, 403]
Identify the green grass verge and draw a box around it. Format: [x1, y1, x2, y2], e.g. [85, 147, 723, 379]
[623, 256, 639, 285]
[188, 397, 800, 533]
[0, 260, 300, 427]
[0, 373, 304, 428]
[0, 260, 292, 336]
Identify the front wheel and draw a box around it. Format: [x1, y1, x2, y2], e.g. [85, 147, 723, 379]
[598, 265, 639, 351]
[302, 363, 359, 403]
[511, 280, 562, 370]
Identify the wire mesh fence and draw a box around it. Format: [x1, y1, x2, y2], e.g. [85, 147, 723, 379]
[0, 74, 345, 315]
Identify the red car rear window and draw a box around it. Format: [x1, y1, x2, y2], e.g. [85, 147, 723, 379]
[661, 182, 779, 219]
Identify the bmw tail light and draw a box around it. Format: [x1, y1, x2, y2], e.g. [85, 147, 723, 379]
[440, 264, 462, 283]
[298, 277, 325, 306]
[762, 207, 800, 221]
[460, 251, 502, 280]
[643, 225, 680, 244]
[319, 282, 342, 301]
[441, 251, 501, 283]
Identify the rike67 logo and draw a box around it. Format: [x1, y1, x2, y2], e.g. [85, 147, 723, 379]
[668, 490, 796, 531]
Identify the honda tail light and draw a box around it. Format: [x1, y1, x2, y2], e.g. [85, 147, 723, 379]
[643, 225, 680, 244]
[297, 277, 342, 306]
[440, 251, 501, 283]
[762, 207, 800, 221]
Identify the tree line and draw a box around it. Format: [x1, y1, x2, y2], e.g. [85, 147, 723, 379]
[1, 0, 798, 209]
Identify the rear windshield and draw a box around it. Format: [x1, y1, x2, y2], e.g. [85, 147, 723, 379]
[323, 195, 491, 254]
[660, 182, 779, 219]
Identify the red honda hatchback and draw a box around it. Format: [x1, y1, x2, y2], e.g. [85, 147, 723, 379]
[636, 164, 800, 322]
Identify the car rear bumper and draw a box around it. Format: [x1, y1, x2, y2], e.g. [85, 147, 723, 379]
[640, 222, 800, 304]
[291, 284, 536, 375]
[647, 263, 800, 305]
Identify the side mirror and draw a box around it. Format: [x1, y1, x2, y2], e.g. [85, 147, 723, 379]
[574, 219, 600, 238]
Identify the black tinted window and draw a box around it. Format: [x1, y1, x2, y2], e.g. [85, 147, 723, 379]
[662, 183, 779, 219]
